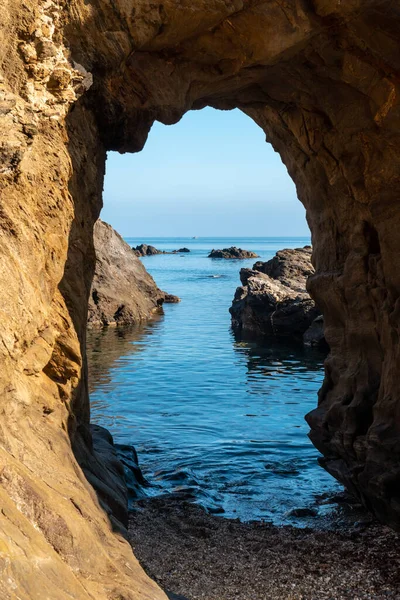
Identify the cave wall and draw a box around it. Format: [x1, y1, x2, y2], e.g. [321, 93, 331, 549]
[0, 2, 165, 597]
[1, 0, 400, 596]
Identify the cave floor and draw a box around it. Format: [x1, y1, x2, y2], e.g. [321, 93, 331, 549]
[128, 497, 400, 600]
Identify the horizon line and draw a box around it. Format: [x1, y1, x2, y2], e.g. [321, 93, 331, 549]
[123, 235, 311, 239]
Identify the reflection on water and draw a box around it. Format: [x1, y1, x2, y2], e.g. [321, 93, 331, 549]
[88, 237, 341, 525]
[88, 319, 161, 395]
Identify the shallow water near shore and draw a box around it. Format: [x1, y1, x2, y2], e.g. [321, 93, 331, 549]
[88, 237, 342, 526]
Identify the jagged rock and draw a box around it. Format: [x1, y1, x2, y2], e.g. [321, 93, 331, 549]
[209, 247, 259, 259]
[2, 1, 400, 597]
[133, 243, 165, 256]
[172, 247, 190, 253]
[230, 247, 323, 343]
[88, 220, 168, 327]
[253, 247, 314, 293]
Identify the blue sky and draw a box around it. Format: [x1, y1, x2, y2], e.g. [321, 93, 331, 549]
[102, 107, 309, 237]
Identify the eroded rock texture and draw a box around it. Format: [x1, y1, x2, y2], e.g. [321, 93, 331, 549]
[88, 219, 165, 326]
[254, 247, 314, 292]
[1, 0, 400, 596]
[230, 247, 322, 342]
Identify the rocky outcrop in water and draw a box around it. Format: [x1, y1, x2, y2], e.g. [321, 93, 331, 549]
[2, 1, 400, 597]
[164, 294, 181, 303]
[230, 248, 322, 344]
[134, 245, 190, 256]
[209, 247, 259, 259]
[133, 243, 166, 257]
[89, 220, 167, 327]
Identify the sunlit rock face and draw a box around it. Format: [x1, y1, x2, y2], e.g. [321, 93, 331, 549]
[230, 247, 321, 342]
[1, 0, 400, 596]
[88, 219, 165, 327]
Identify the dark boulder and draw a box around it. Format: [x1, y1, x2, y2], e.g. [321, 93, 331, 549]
[133, 244, 165, 256]
[163, 294, 181, 304]
[208, 247, 259, 259]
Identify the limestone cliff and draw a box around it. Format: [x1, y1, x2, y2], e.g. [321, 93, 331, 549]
[1, 1, 400, 597]
[88, 219, 165, 327]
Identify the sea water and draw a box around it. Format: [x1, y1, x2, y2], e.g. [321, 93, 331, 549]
[87, 237, 341, 525]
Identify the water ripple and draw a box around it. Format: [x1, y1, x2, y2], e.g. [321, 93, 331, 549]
[88, 238, 341, 525]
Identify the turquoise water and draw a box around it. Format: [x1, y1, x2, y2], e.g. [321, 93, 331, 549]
[88, 237, 341, 524]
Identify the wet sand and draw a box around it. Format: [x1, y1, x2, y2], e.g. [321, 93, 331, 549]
[129, 496, 400, 600]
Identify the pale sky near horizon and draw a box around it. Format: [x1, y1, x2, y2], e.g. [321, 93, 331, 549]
[101, 107, 310, 238]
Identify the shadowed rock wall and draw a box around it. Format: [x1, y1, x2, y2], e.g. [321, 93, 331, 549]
[1, 0, 400, 596]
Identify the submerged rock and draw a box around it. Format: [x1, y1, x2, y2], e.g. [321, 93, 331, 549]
[230, 247, 325, 346]
[89, 220, 178, 327]
[286, 507, 318, 518]
[208, 247, 259, 259]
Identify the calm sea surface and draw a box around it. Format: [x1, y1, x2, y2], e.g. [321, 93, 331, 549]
[88, 237, 341, 525]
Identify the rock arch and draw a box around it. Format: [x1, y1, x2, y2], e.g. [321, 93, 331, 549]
[1, 0, 400, 597]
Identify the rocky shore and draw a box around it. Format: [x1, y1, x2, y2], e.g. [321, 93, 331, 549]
[129, 496, 400, 600]
[230, 247, 326, 348]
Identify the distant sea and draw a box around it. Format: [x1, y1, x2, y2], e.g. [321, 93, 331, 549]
[88, 237, 341, 526]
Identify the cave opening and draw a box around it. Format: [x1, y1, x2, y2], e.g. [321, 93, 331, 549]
[4, 2, 400, 597]
[86, 107, 339, 526]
